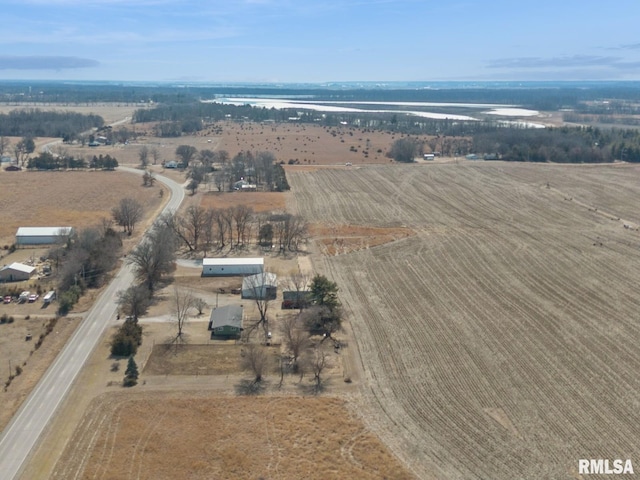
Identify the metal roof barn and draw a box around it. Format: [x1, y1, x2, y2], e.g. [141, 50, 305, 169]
[242, 272, 278, 300]
[16, 227, 74, 245]
[202, 258, 264, 277]
[0, 262, 36, 282]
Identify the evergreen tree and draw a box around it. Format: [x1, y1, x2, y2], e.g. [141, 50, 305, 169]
[123, 356, 139, 387]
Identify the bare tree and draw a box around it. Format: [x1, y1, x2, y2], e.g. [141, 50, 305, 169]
[193, 297, 207, 315]
[286, 272, 311, 311]
[142, 169, 156, 187]
[138, 145, 149, 168]
[150, 147, 161, 165]
[222, 207, 234, 247]
[301, 305, 342, 341]
[308, 346, 328, 391]
[211, 208, 229, 249]
[0, 135, 8, 157]
[242, 343, 268, 384]
[112, 197, 144, 235]
[127, 216, 176, 291]
[175, 145, 197, 168]
[117, 284, 152, 320]
[244, 272, 276, 342]
[213, 168, 228, 192]
[232, 205, 253, 247]
[166, 206, 209, 252]
[280, 314, 309, 372]
[169, 286, 194, 348]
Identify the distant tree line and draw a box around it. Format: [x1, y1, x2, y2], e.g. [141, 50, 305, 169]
[0, 109, 103, 138]
[27, 152, 118, 170]
[5, 81, 640, 111]
[472, 126, 640, 163]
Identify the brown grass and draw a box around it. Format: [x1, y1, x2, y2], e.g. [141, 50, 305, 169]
[143, 344, 253, 375]
[199, 190, 287, 213]
[0, 170, 164, 246]
[52, 392, 415, 480]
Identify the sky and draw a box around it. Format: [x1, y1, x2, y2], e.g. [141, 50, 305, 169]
[1, 0, 640, 83]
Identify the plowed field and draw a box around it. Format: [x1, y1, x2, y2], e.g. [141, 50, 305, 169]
[288, 162, 640, 479]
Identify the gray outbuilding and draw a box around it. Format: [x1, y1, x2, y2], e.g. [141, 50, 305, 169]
[241, 272, 278, 300]
[0, 262, 36, 282]
[202, 258, 264, 277]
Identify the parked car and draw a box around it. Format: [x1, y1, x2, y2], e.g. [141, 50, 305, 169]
[28, 294, 39, 303]
[18, 291, 30, 303]
[3, 296, 11, 304]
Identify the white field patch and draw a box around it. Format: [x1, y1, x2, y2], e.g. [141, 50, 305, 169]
[485, 108, 540, 117]
[212, 98, 480, 120]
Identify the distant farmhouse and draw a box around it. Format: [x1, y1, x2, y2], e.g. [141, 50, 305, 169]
[208, 305, 243, 338]
[0, 262, 35, 282]
[241, 272, 277, 300]
[202, 258, 264, 277]
[16, 227, 74, 246]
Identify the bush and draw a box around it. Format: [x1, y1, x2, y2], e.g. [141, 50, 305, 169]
[110, 333, 138, 357]
[57, 285, 82, 315]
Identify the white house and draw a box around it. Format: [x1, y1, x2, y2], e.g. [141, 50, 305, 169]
[16, 227, 74, 245]
[0, 262, 36, 282]
[202, 258, 264, 277]
[241, 272, 277, 300]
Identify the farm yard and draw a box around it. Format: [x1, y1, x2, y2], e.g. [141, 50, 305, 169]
[288, 162, 640, 479]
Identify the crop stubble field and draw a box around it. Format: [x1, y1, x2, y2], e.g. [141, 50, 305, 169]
[288, 162, 640, 479]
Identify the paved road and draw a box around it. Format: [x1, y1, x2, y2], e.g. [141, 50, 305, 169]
[0, 167, 184, 480]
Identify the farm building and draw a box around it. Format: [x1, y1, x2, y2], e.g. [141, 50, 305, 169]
[202, 258, 264, 277]
[0, 262, 36, 282]
[16, 227, 74, 246]
[281, 290, 313, 309]
[242, 272, 278, 300]
[208, 305, 243, 337]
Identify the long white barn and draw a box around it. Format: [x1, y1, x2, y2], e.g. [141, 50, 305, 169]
[16, 227, 74, 245]
[202, 257, 264, 277]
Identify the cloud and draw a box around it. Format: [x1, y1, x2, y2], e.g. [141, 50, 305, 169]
[486, 55, 621, 69]
[0, 55, 99, 70]
[615, 42, 640, 51]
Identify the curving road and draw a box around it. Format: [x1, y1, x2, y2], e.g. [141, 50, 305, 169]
[0, 167, 184, 480]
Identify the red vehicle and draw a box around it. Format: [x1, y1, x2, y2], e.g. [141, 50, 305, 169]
[3, 296, 11, 304]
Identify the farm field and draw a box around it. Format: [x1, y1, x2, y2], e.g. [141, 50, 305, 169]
[288, 161, 640, 479]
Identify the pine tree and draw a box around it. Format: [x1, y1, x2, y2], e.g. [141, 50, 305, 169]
[123, 356, 139, 387]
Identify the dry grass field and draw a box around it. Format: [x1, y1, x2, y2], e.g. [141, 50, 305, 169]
[0, 170, 164, 246]
[207, 120, 410, 165]
[51, 392, 414, 480]
[288, 162, 640, 479]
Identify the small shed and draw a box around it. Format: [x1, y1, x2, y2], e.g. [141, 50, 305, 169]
[208, 305, 243, 337]
[0, 262, 36, 282]
[16, 227, 74, 245]
[202, 258, 264, 277]
[242, 272, 278, 300]
[281, 290, 312, 309]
